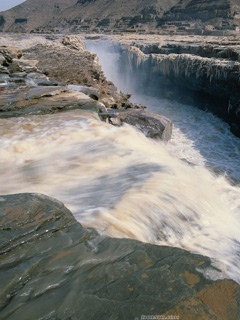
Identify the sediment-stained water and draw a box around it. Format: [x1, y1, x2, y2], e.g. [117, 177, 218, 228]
[85, 39, 240, 180]
[1, 107, 240, 283]
[0, 38, 240, 285]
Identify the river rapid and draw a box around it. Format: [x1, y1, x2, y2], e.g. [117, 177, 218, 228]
[1, 39, 240, 283]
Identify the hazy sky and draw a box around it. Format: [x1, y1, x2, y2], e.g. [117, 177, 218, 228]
[0, 0, 26, 12]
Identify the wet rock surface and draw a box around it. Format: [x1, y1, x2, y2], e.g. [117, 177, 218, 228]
[0, 55, 106, 120]
[21, 35, 139, 110]
[0, 86, 106, 118]
[107, 110, 172, 141]
[0, 193, 239, 320]
[0, 34, 171, 139]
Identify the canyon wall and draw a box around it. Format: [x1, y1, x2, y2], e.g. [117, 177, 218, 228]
[117, 37, 240, 136]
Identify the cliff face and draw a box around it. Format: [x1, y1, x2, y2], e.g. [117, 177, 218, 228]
[116, 36, 240, 136]
[161, 0, 240, 32]
[164, 0, 232, 22]
[0, 0, 240, 34]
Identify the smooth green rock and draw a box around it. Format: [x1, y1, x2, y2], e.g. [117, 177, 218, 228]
[0, 193, 239, 320]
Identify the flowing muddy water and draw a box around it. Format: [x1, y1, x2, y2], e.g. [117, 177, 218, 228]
[1, 107, 240, 283]
[1, 40, 240, 283]
[85, 39, 240, 180]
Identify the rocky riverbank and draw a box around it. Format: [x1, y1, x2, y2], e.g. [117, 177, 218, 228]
[0, 33, 240, 319]
[0, 34, 171, 140]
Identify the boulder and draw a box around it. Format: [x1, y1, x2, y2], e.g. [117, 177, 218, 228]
[107, 109, 172, 141]
[0, 193, 239, 320]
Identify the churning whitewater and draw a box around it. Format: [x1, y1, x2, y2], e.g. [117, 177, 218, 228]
[1, 107, 240, 283]
[86, 39, 240, 180]
[1, 39, 240, 285]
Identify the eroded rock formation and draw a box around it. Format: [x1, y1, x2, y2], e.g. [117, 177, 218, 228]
[0, 34, 171, 139]
[116, 35, 240, 136]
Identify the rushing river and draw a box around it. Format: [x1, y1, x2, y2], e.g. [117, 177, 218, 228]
[1, 40, 240, 284]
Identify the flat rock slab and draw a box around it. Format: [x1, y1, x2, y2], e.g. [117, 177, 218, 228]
[0, 86, 106, 117]
[0, 193, 239, 319]
[107, 109, 172, 141]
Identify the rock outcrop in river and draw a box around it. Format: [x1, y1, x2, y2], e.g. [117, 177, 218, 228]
[1, 193, 239, 319]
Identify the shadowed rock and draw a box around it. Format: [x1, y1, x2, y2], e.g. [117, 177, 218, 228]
[0, 193, 239, 319]
[107, 109, 172, 141]
[117, 38, 240, 137]
[0, 46, 22, 59]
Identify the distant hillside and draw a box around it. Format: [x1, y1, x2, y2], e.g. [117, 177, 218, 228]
[1, 0, 240, 34]
[0, 0, 76, 32]
[161, 0, 240, 33]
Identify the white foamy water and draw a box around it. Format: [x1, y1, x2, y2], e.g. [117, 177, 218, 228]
[133, 95, 240, 180]
[1, 109, 240, 283]
[1, 38, 240, 284]
[85, 39, 240, 181]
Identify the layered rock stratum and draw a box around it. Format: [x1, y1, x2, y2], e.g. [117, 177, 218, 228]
[105, 33, 240, 137]
[0, 34, 171, 139]
[0, 0, 240, 35]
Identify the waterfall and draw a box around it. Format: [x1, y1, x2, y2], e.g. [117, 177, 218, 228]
[1, 106, 240, 282]
[1, 39, 240, 283]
